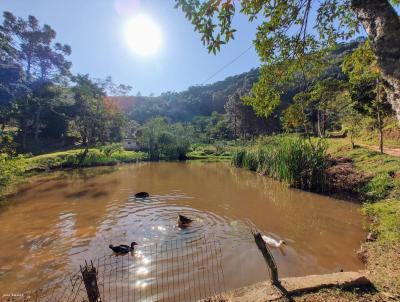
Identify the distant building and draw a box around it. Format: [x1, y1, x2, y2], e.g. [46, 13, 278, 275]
[123, 137, 138, 151]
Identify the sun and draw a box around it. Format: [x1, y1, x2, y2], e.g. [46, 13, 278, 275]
[124, 15, 162, 56]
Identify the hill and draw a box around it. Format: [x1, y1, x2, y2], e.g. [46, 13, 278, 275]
[110, 40, 361, 133]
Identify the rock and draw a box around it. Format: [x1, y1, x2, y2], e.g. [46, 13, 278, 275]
[281, 271, 371, 295]
[366, 232, 377, 242]
[356, 246, 369, 264]
[200, 271, 371, 302]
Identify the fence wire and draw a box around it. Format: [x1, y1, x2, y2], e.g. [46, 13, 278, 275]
[3, 235, 227, 302]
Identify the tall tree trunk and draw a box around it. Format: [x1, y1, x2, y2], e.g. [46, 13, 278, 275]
[377, 78, 384, 154]
[317, 110, 322, 137]
[351, 0, 400, 121]
[33, 106, 42, 142]
[377, 109, 383, 154]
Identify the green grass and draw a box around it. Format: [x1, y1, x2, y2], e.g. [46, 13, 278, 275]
[25, 148, 145, 170]
[232, 135, 329, 192]
[364, 200, 400, 243]
[186, 150, 232, 160]
[362, 201, 400, 296]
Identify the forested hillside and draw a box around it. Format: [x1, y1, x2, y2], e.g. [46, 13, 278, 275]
[111, 40, 361, 138]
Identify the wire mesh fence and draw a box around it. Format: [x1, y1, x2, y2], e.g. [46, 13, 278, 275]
[2, 235, 227, 302]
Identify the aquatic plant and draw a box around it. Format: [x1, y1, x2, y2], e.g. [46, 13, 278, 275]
[232, 135, 328, 192]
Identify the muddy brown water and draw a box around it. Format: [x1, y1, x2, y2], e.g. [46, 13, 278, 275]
[0, 162, 365, 300]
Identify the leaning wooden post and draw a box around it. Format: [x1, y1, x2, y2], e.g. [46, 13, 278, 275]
[81, 260, 101, 302]
[253, 232, 279, 285]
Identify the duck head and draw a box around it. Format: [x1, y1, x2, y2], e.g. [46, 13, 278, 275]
[109, 244, 114, 249]
[130, 242, 138, 249]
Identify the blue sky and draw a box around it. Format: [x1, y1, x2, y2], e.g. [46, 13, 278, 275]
[1, 0, 261, 96]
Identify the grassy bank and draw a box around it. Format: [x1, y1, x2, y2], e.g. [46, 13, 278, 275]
[0, 148, 145, 202]
[328, 138, 400, 201]
[326, 138, 400, 299]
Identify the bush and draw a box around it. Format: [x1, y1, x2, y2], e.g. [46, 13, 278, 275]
[0, 154, 27, 189]
[232, 136, 329, 191]
[99, 143, 123, 157]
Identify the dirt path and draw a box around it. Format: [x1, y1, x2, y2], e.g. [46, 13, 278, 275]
[359, 143, 400, 157]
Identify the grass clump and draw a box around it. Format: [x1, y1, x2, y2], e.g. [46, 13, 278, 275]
[360, 173, 394, 201]
[232, 136, 329, 191]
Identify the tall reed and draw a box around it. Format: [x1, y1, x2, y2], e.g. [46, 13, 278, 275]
[232, 136, 328, 192]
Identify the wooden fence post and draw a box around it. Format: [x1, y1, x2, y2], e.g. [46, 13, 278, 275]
[253, 232, 279, 285]
[81, 261, 101, 302]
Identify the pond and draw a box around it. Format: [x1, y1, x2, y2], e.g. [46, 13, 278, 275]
[0, 162, 365, 298]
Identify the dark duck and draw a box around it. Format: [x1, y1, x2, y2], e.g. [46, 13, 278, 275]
[177, 214, 193, 228]
[109, 242, 138, 254]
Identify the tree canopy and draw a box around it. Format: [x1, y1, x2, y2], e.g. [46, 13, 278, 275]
[175, 0, 400, 121]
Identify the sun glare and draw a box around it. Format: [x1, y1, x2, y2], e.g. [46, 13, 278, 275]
[124, 15, 161, 56]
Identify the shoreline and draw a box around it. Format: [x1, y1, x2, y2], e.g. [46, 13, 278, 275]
[0, 141, 398, 300]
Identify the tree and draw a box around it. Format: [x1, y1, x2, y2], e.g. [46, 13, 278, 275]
[175, 0, 400, 121]
[225, 90, 275, 138]
[69, 75, 123, 147]
[340, 96, 363, 149]
[1, 12, 72, 143]
[309, 78, 345, 137]
[282, 92, 312, 134]
[137, 117, 192, 160]
[96, 76, 133, 96]
[282, 78, 345, 136]
[343, 42, 393, 153]
[0, 18, 16, 64]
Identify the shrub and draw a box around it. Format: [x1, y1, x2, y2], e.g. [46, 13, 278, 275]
[99, 143, 123, 157]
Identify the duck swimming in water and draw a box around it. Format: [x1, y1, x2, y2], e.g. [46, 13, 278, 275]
[261, 235, 286, 248]
[135, 192, 149, 198]
[177, 215, 193, 228]
[109, 242, 138, 254]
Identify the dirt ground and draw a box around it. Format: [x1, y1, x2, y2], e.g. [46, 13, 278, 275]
[360, 144, 400, 157]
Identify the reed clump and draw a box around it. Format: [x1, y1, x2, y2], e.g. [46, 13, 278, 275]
[232, 136, 328, 192]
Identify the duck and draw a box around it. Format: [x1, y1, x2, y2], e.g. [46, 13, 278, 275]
[261, 234, 286, 248]
[109, 242, 138, 254]
[135, 192, 149, 198]
[177, 214, 193, 228]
